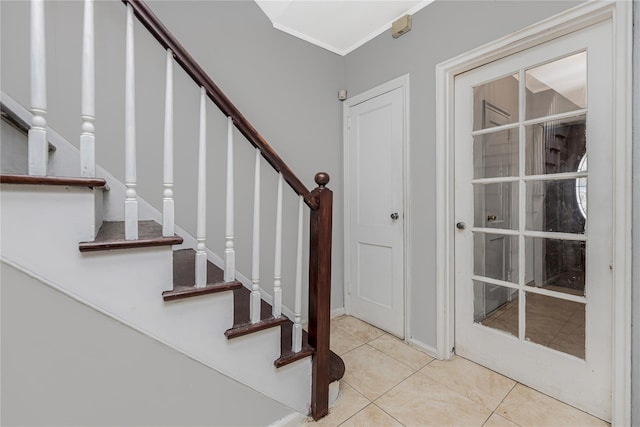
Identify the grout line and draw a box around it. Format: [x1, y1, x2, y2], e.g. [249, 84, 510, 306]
[372, 402, 407, 426]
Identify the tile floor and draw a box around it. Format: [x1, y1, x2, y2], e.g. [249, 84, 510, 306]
[301, 315, 608, 427]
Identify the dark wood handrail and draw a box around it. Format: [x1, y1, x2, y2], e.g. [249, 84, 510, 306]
[121, 0, 317, 209]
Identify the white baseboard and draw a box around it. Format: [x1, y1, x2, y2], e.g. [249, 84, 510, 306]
[407, 338, 439, 359]
[268, 412, 307, 427]
[331, 307, 345, 318]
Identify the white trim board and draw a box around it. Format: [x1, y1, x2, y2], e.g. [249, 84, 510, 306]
[342, 74, 411, 338]
[434, 2, 632, 425]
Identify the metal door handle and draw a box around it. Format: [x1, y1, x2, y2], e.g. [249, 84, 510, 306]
[390, 212, 399, 220]
[487, 214, 497, 221]
[456, 222, 466, 230]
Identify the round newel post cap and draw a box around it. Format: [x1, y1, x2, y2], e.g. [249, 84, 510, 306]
[315, 172, 330, 188]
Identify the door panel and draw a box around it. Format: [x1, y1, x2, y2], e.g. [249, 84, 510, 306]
[454, 21, 612, 421]
[347, 86, 405, 338]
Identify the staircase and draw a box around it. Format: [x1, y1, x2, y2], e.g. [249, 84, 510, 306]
[0, 0, 343, 421]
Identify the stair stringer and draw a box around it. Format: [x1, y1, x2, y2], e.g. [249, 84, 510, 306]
[0, 185, 312, 414]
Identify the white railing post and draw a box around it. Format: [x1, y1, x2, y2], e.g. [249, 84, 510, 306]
[272, 173, 283, 318]
[195, 86, 207, 287]
[292, 195, 304, 352]
[250, 148, 261, 323]
[124, 3, 138, 240]
[162, 49, 174, 237]
[29, 0, 48, 176]
[80, 0, 95, 177]
[224, 116, 236, 282]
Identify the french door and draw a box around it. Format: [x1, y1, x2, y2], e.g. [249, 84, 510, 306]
[454, 20, 612, 420]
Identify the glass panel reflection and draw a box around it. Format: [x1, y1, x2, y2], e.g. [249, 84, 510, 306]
[474, 182, 518, 229]
[525, 52, 586, 120]
[526, 179, 586, 234]
[474, 232, 519, 284]
[525, 237, 585, 296]
[473, 280, 518, 337]
[525, 292, 585, 359]
[473, 74, 519, 131]
[474, 129, 519, 179]
[525, 115, 586, 175]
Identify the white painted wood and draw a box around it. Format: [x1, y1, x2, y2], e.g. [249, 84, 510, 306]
[250, 148, 261, 323]
[162, 49, 174, 237]
[344, 82, 406, 338]
[224, 116, 236, 282]
[28, 0, 48, 176]
[195, 87, 207, 287]
[124, 4, 138, 240]
[436, 3, 632, 423]
[292, 195, 304, 353]
[79, 0, 95, 178]
[453, 21, 612, 420]
[272, 173, 283, 318]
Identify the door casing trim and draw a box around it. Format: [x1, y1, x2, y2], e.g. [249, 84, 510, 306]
[435, 2, 632, 425]
[343, 74, 411, 339]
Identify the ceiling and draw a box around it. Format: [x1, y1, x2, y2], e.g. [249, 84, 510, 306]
[255, 1, 435, 56]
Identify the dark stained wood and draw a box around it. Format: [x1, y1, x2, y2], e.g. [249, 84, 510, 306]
[1, 102, 56, 152]
[163, 249, 241, 301]
[79, 220, 182, 252]
[329, 351, 345, 383]
[0, 174, 106, 188]
[121, 0, 316, 209]
[275, 324, 315, 367]
[308, 173, 333, 420]
[225, 316, 289, 339]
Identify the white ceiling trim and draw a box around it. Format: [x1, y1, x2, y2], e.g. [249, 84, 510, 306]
[257, 1, 435, 56]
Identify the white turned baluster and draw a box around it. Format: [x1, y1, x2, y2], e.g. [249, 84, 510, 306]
[162, 49, 174, 237]
[124, 4, 138, 240]
[224, 116, 236, 282]
[80, 0, 95, 177]
[29, 0, 48, 176]
[292, 195, 304, 352]
[272, 173, 283, 318]
[195, 87, 207, 287]
[250, 148, 261, 323]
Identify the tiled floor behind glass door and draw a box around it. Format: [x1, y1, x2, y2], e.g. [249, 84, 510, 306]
[301, 316, 608, 427]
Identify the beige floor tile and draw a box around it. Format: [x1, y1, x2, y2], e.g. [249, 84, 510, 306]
[339, 404, 403, 427]
[496, 384, 608, 427]
[301, 382, 370, 427]
[342, 345, 414, 400]
[420, 357, 515, 411]
[368, 334, 434, 370]
[332, 316, 385, 342]
[376, 372, 492, 427]
[482, 413, 519, 427]
[330, 325, 366, 356]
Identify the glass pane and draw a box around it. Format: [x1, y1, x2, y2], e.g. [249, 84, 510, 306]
[474, 232, 519, 283]
[525, 292, 585, 359]
[526, 179, 586, 234]
[474, 182, 518, 229]
[525, 237, 585, 296]
[473, 74, 519, 130]
[525, 52, 586, 120]
[474, 129, 519, 179]
[473, 280, 518, 336]
[525, 115, 586, 175]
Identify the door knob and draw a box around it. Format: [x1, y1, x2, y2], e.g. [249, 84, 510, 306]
[487, 214, 497, 221]
[456, 222, 466, 230]
[390, 212, 399, 220]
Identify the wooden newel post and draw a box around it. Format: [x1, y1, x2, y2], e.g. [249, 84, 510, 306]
[308, 172, 332, 420]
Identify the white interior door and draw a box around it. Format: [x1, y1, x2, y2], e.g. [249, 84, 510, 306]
[345, 85, 405, 338]
[454, 21, 613, 421]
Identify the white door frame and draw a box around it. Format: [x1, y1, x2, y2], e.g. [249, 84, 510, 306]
[435, 2, 632, 425]
[343, 74, 411, 337]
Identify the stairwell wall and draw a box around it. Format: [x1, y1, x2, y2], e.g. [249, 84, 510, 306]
[0, 261, 294, 426]
[0, 0, 346, 316]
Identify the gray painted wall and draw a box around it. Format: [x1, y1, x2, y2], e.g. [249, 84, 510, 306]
[632, 2, 639, 425]
[343, 0, 581, 347]
[0, 261, 293, 426]
[0, 0, 346, 314]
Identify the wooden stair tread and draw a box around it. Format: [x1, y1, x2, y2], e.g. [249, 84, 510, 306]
[79, 220, 182, 252]
[274, 323, 314, 367]
[163, 249, 241, 301]
[0, 174, 106, 188]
